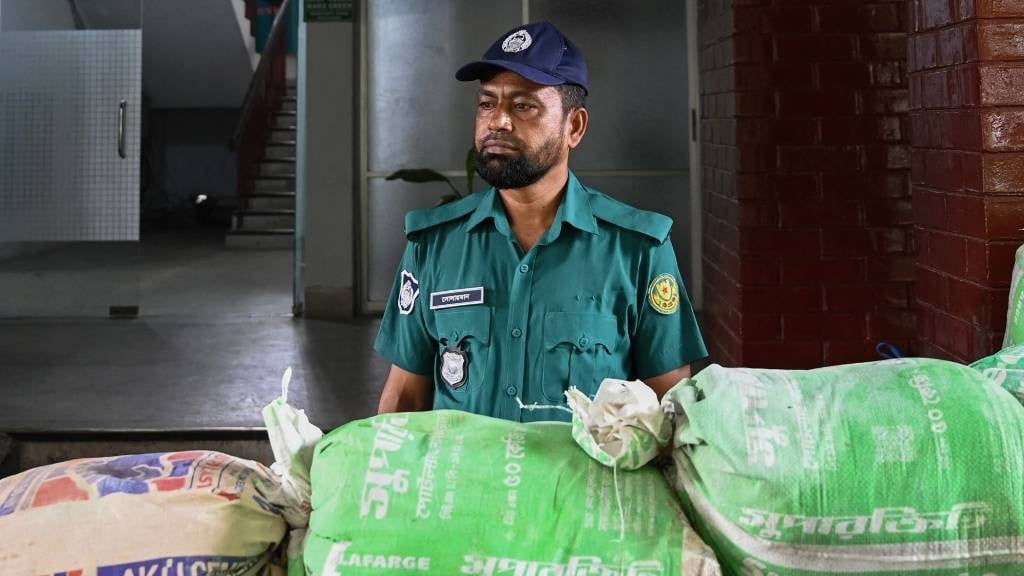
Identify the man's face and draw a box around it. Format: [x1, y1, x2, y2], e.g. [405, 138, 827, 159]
[474, 71, 570, 190]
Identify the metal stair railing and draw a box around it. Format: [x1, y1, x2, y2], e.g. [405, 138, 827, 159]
[231, 0, 292, 214]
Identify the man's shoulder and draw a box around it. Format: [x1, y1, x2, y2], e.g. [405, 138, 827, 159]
[404, 192, 486, 239]
[584, 187, 674, 244]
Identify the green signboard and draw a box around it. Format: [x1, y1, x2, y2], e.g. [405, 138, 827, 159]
[304, 0, 354, 22]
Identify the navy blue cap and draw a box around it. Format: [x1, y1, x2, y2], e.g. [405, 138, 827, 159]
[456, 21, 589, 94]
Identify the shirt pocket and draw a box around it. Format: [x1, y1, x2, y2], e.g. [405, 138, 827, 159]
[433, 307, 492, 398]
[541, 312, 618, 402]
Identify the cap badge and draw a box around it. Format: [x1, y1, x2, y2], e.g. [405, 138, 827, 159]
[501, 30, 532, 53]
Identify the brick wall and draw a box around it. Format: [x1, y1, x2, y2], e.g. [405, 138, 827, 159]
[699, 0, 914, 368]
[700, 0, 743, 367]
[909, 0, 1024, 362]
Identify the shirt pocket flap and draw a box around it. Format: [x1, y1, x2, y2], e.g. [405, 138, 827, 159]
[435, 307, 492, 346]
[543, 312, 617, 353]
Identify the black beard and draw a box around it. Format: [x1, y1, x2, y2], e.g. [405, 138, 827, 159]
[474, 134, 562, 190]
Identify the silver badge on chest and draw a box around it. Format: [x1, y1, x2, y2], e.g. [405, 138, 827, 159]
[440, 346, 469, 389]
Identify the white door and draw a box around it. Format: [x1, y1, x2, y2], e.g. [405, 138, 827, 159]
[0, 0, 143, 317]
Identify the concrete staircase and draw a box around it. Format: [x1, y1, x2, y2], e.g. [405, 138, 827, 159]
[227, 85, 297, 249]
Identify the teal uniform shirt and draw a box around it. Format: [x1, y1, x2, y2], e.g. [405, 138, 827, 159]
[374, 172, 706, 422]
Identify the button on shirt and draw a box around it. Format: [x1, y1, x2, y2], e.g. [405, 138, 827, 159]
[374, 172, 706, 422]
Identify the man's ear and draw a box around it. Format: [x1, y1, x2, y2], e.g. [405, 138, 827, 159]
[566, 107, 588, 149]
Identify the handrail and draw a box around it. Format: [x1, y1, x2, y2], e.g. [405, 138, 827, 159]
[232, 0, 291, 149]
[67, 0, 86, 29]
[232, 0, 292, 213]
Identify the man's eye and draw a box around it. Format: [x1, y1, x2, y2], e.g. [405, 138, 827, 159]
[479, 101, 495, 110]
[514, 103, 535, 111]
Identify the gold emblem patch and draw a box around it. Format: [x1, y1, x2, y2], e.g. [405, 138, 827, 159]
[648, 273, 680, 315]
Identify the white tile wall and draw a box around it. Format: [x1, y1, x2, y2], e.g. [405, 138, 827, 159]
[0, 30, 141, 241]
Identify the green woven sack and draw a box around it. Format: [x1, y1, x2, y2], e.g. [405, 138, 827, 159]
[663, 359, 1024, 575]
[305, 410, 720, 575]
[1004, 245, 1024, 348]
[971, 345, 1024, 405]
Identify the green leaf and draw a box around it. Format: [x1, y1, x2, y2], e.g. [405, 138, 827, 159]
[386, 168, 462, 199]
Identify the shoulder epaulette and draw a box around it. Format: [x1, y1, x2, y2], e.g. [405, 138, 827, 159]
[404, 193, 484, 238]
[588, 191, 673, 244]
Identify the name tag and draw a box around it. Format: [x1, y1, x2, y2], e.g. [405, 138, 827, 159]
[430, 287, 485, 310]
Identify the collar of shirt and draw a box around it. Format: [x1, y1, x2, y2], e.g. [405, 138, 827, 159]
[465, 171, 600, 244]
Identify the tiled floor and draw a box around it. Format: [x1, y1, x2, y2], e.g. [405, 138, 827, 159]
[0, 230, 387, 434]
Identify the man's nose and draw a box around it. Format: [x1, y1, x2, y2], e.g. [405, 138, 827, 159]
[487, 105, 513, 132]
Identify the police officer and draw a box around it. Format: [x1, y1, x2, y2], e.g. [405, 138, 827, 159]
[375, 21, 706, 422]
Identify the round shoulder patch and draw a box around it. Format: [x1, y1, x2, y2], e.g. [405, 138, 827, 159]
[502, 29, 532, 53]
[647, 273, 680, 315]
[398, 270, 420, 315]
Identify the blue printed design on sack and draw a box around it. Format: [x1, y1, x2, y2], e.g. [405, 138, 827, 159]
[0, 467, 45, 517]
[96, 555, 261, 576]
[79, 453, 197, 496]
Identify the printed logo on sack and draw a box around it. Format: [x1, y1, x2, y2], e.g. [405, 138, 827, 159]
[1, 451, 226, 517]
[5, 451, 255, 519]
[323, 541, 432, 573]
[96, 555, 258, 576]
[360, 414, 414, 519]
[78, 452, 204, 497]
[44, 556, 259, 576]
[738, 502, 990, 541]
[460, 555, 664, 575]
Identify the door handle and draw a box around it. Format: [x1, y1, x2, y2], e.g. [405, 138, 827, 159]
[117, 99, 127, 159]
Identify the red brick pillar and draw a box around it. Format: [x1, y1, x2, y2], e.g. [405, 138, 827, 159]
[909, 0, 1024, 362]
[700, 0, 743, 367]
[699, 0, 914, 368]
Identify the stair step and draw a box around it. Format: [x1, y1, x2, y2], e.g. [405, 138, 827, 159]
[257, 161, 295, 177]
[249, 197, 294, 210]
[230, 228, 294, 235]
[226, 230, 294, 250]
[264, 145, 296, 159]
[254, 178, 293, 192]
[277, 110, 297, 116]
[250, 191, 295, 198]
[271, 114, 297, 129]
[268, 128, 296, 143]
[234, 211, 294, 230]
[240, 209, 295, 216]
[254, 173, 296, 180]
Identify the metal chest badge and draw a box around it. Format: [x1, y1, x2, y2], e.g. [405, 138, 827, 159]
[648, 273, 680, 315]
[440, 346, 469, 389]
